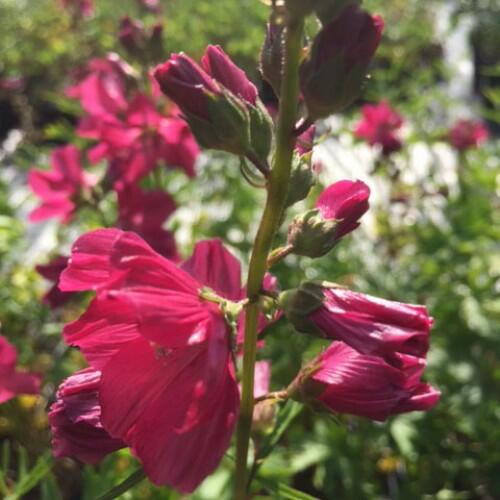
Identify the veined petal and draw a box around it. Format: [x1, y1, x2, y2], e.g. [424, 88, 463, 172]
[181, 239, 242, 300]
[100, 315, 238, 492]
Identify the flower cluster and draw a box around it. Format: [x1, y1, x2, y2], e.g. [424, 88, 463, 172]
[30, 2, 444, 496]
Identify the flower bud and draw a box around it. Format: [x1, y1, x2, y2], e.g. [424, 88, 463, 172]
[300, 5, 384, 120]
[288, 341, 440, 421]
[260, 22, 285, 96]
[154, 54, 252, 156]
[285, 154, 317, 208]
[118, 16, 145, 55]
[279, 281, 432, 359]
[287, 179, 370, 257]
[201, 45, 258, 105]
[155, 48, 272, 162]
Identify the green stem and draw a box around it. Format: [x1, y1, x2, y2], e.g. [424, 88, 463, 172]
[234, 15, 304, 500]
[95, 469, 146, 500]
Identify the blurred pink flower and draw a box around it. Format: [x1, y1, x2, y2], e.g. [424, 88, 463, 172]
[49, 368, 124, 463]
[81, 93, 199, 184]
[296, 341, 440, 421]
[66, 53, 133, 119]
[0, 336, 40, 404]
[355, 101, 404, 155]
[28, 145, 96, 223]
[117, 184, 179, 260]
[448, 119, 489, 151]
[58, 231, 241, 492]
[36, 256, 74, 309]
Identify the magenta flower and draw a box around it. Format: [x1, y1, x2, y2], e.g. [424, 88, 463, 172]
[117, 184, 179, 260]
[154, 53, 222, 120]
[312, 287, 431, 359]
[49, 368, 124, 463]
[355, 100, 404, 155]
[295, 125, 316, 156]
[300, 5, 384, 119]
[448, 119, 489, 151]
[118, 16, 145, 53]
[28, 145, 96, 223]
[294, 341, 440, 421]
[155, 48, 271, 160]
[280, 282, 431, 361]
[66, 54, 132, 119]
[58, 231, 241, 492]
[82, 93, 199, 184]
[253, 361, 271, 399]
[288, 180, 370, 257]
[201, 45, 258, 105]
[316, 180, 370, 239]
[0, 336, 40, 404]
[36, 256, 73, 309]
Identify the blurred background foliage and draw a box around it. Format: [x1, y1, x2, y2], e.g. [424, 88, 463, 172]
[0, 0, 499, 499]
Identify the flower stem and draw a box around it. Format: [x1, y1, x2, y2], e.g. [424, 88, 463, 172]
[234, 15, 304, 499]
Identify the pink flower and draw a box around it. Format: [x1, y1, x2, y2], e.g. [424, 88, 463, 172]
[448, 119, 489, 151]
[300, 5, 384, 119]
[253, 361, 271, 399]
[316, 180, 370, 239]
[82, 93, 199, 184]
[66, 54, 133, 119]
[117, 184, 179, 260]
[36, 256, 73, 309]
[118, 17, 145, 53]
[28, 145, 96, 223]
[201, 45, 258, 105]
[312, 287, 431, 359]
[155, 47, 272, 160]
[49, 368, 124, 463]
[0, 336, 40, 404]
[295, 125, 316, 156]
[294, 341, 440, 421]
[355, 101, 404, 155]
[58, 231, 241, 492]
[287, 180, 370, 257]
[59, 0, 94, 17]
[154, 53, 222, 120]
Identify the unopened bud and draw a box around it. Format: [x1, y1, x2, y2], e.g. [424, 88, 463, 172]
[287, 179, 370, 258]
[260, 22, 285, 96]
[286, 154, 316, 208]
[300, 5, 384, 120]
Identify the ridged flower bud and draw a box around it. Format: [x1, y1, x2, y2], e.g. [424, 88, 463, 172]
[300, 5, 384, 120]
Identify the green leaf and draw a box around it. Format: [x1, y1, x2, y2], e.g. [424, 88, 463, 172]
[5, 454, 53, 500]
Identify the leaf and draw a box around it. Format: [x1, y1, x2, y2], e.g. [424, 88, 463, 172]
[256, 476, 320, 500]
[5, 454, 53, 500]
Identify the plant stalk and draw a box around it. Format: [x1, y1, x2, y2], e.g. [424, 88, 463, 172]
[234, 15, 304, 500]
